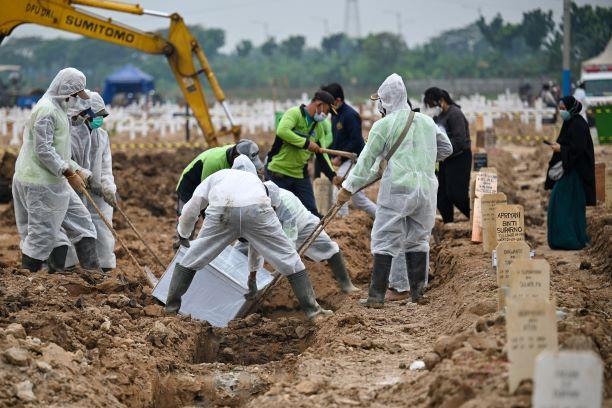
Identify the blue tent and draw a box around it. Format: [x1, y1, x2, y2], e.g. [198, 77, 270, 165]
[102, 64, 155, 104]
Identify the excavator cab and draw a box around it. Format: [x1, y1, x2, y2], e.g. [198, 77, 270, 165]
[0, 0, 241, 146]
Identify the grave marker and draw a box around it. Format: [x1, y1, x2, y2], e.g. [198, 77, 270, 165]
[533, 350, 603, 408]
[594, 162, 605, 203]
[509, 259, 550, 301]
[496, 241, 531, 310]
[495, 204, 525, 243]
[472, 171, 498, 242]
[481, 193, 507, 253]
[606, 167, 612, 210]
[506, 298, 558, 393]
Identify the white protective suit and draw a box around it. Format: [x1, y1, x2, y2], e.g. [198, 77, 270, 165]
[342, 73, 443, 258]
[66, 91, 117, 268]
[178, 155, 305, 276]
[388, 124, 452, 292]
[12, 68, 97, 261]
[273, 186, 339, 262]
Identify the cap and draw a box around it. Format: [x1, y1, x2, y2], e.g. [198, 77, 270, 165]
[369, 93, 380, 101]
[235, 139, 263, 170]
[313, 90, 338, 115]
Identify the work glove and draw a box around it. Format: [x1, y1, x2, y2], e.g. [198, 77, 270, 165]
[332, 175, 344, 187]
[245, 271, 258, 300]
[76, 169, 90, 188]
[336, 188, 352, 205]
[102, 189, 118, 208]
[306, 141, 322, 154]
[66, 171, 86, 193]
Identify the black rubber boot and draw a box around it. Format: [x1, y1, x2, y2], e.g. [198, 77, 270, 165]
[74, 237, 101, 271]
[327, 251, 359, 293]
[21, 253, 43, 272]
[359, 254, 393, 308]
[47, 245, 68, 273]
[164, 263, 196, 315]
[287, 269, 333, 320]
[406, 252, 428, 303]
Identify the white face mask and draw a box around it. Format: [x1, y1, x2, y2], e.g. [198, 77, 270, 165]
[313, 109, 328, 122]
[67, 96, 79, 109]
[377, 99, 386, 117]
[430, 106, 442, 117]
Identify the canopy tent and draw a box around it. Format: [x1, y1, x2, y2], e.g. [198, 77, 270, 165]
[102, 64, 155, 104]
[582, 39, 612, 69]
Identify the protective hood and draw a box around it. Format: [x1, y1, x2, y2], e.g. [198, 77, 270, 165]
[235, 139, 263, 170]
[45, 68, 87, 99]
[88, 90, 110, 116]
[377, 73, 409, 114]
[263, 181, 280, 207]
[232, 154, 257, 175]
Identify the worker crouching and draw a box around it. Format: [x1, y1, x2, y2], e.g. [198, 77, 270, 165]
[166, 155, 332, 320]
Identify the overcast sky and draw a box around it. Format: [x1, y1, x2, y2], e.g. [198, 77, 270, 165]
[8, 0, 610, 52]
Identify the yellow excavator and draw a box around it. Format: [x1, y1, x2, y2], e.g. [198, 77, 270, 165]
[0, 0, 240, 147]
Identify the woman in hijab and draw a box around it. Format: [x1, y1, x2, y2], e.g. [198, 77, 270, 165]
[545, 95, 595, 250]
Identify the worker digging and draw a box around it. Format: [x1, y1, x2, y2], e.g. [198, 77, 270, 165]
[1, 1, 610, 406]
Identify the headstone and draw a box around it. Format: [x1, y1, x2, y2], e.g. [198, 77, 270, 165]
[469, 171, 478, 222]
[481, 193, 507, 253]
[496, 241, 531, 310]
[533, 350, 603, 408]
[495, 204, 525, 243]
[473, 152, 488, 171]
[606, 167, 612, 210]
[506, 298, 558, 393]
[152, 244, 274, 327]
[594, 162, 605, 203]
[509, 259, 550, 301]
[476, 131, 486, 148]
[472, 171, 498, 242]
[313, 177, 332, 215]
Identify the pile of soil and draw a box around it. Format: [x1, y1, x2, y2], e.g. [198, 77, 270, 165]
[0, 144, 609, 407]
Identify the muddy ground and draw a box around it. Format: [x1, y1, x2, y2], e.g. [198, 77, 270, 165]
[0, 143, 610, 407]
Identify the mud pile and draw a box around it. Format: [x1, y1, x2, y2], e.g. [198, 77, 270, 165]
[0, 145, 609, 407]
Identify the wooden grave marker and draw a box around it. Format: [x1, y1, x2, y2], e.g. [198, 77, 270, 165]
[533, 350, 603, 408]
[481, 193, 507, 253]
[495, 204, 525, 243]
[509, 258, 550, 301]
[506, 298, 558, 393]
[472, 170, 498, 242]
[496, 241, 531, 310]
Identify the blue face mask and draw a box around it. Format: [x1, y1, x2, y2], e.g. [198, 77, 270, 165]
[313, 111, 328, 122]
[560, 110, 571, 121]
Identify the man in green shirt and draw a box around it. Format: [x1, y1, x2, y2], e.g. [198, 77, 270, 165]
[265, 90, 342, 217]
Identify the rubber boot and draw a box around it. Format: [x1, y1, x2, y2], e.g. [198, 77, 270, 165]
[21, 253, 43, 272]
[164, 263, 196, 315]
[359, 254, 392, 308]
[407, 252, 428, 303]
[74, 237, 102, 272]
[287, 269, 333, 320]
[327, 251, 360, 293]
[47, 245, 68, 273]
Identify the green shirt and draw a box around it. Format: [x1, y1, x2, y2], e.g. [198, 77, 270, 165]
[267, 106, 334, 179]
[176, 145, 233, 201]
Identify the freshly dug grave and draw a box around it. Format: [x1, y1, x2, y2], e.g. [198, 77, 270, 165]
[0, 145, 609, 407]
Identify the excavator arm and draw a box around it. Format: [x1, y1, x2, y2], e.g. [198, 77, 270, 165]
[0, 0, 240, 146]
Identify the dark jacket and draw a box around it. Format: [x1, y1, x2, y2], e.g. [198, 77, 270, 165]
[435, 105, 471, 157]
[545, 115, 596, 206]
[330, 102, 364, 161]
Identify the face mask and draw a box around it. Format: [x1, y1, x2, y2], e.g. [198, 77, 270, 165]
[431, 106, 442, 117]
[67, 96, 79, 109]
[377, 99, 386, 117]
[560, 110, 571, 121]
[313, 110, 327, 122]
[90, 117, 104, 129]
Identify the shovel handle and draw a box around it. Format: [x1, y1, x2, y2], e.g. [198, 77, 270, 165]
[319, 148, 357, 161]
[81, 189, 152, 287]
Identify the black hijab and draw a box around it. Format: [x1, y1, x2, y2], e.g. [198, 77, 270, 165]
[544, 95, 596, 205]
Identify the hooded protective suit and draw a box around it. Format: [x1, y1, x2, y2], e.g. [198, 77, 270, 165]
[66, 91, 117, 269]
[342, 73, 440, 256]
[178, 155, 305, 276]
[12, 68, 97, 261]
